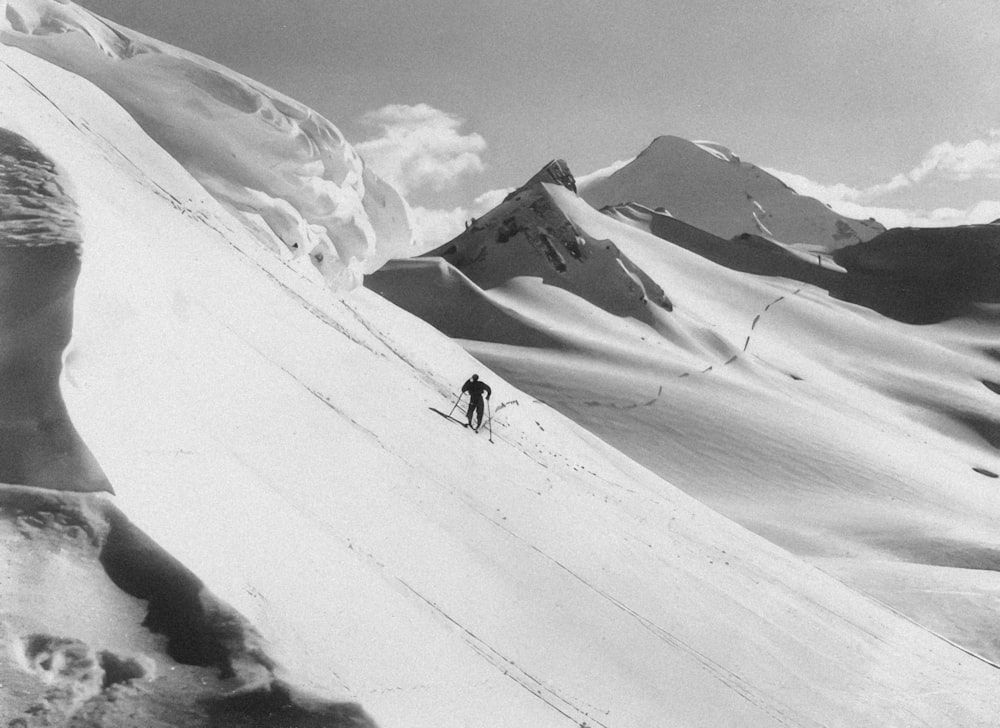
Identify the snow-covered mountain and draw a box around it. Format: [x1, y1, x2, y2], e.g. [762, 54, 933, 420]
[3, 1, 1000, 726]
[579, 135, 886, 249]
[370, 159, 1000, 675]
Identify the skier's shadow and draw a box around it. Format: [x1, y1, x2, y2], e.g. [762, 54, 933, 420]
[429, 407, 467, 426]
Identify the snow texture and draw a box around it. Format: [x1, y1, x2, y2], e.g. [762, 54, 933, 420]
[1, 0, 415, 291]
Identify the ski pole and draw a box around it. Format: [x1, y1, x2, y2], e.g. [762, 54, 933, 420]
[487, 398, 493, 442]
[447, 391, 465, 419]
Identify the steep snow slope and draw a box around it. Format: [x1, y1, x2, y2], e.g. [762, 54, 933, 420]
[4, 35, 1000, 728]
[370, 169, 1000, 670]
[1, 0, 414, 290]
[578, 135, 884, 249]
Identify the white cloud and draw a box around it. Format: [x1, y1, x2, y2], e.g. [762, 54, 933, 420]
[909, 129, 1000, 183]
[355, 103, 487, 195]
[764, 130, 1000, 228]
[575, 157, 634, 190]
[766, 166, 1000, 229]
[821, 199, 1000, 229]
[409, 187, 514, 251]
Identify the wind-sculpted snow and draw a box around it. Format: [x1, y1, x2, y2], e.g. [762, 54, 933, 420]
[579, 135, 885, 249]
[0, 127, 109, 491]
[0, 125, 78, 247]
[1, 0, 414, 290]
[0, 484, 375, 726]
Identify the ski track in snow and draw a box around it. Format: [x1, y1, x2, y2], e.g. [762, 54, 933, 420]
[397, 579, 607, 728]
[463, 507, 814, 728]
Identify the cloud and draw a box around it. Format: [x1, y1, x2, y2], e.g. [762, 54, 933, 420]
[355, 104, 487, 195]
[909, 129, 1000, 183]
[764, 130, 1000, 228]
[575, 157, 634, 190]
[409, 187, 513, 251]
[820, 199, 1000, 230]
[766, 166, 1000, 228]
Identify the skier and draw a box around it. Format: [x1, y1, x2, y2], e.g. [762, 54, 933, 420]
[461, 374, 492, 431]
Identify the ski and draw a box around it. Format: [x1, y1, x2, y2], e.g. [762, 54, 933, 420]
[429, 407, 492, 442]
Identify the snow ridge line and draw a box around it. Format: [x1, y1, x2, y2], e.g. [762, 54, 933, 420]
[470, 509, 824, 728]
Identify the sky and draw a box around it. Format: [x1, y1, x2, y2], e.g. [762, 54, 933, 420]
[76, 0, 1000, 243]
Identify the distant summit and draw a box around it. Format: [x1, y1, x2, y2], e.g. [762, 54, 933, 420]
[429, 159, 671, 320]
[366, 160, 673, 344]
[579, 135, 884, 250]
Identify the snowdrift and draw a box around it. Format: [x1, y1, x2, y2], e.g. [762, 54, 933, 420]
[578, 135, 885, 249]
[371, 162, 1000, 675]
[1, 0, 414, 291]
[3, 14, 1000, 728]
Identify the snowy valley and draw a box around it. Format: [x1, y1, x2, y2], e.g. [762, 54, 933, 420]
[2, 2, 1000, 727]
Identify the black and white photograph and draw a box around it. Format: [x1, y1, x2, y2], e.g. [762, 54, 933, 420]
[1, 1, 998, 725]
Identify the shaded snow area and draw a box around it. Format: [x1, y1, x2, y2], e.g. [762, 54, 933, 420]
[0, 126, 109, 492]
[1, 0, 414, 291]
[2, 11, 1000, 728]
[578, 135, 885, 250]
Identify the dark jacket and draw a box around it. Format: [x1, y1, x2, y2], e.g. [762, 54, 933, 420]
[462, 378, 491, 401]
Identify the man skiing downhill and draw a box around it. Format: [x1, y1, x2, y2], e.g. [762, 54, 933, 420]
[461, 374, 492, 431]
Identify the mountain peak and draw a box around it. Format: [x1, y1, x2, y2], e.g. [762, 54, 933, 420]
[641, 135, 740, 164]
[517, 158, 578, 193]
[391, 160, 672, 328]
[579, 135, 884, 249]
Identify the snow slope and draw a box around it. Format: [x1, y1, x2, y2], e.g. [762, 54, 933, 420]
[1, 0, 414, 291]
[578, 135, 885, 249]
[3, 16, 1000, 728]
[370, 166, 1000, 673]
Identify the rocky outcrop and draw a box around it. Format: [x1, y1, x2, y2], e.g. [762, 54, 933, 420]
[433, 161, 670, 313]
